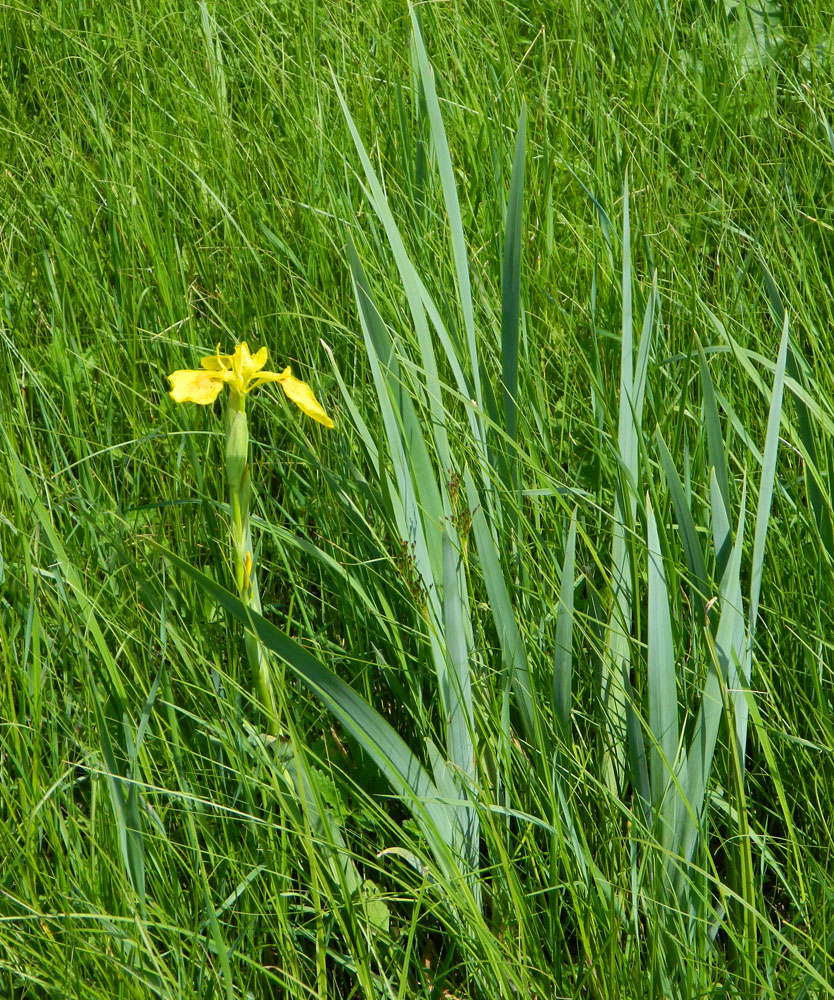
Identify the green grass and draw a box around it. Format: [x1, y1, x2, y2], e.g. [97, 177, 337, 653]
[2, 1, 834, 997]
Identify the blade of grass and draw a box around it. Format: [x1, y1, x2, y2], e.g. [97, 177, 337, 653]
[656, 429, 710, 625]
[735, 312, 789, 763]
[677, 478, 747, 884]
[442, 529, 478, 871]
[601, 174, 635, 790]
[464, 466, 537, 747]
[786, 339, 834, 563]
[646, 496, 680, 847]
[602, 180, 656, 794]
[332, 73, 454, 477]
[346, 236, 444, 596]
[697, 336, 732, 553]
[409, 7, 480, 414]
[90, 680, 147, 920]
[149, 539, 464, 878]
[553, 510, 577, 744]
[501, 101, 527, 462]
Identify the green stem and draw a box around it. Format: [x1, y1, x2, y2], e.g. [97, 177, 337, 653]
[225, 388, 278, 727]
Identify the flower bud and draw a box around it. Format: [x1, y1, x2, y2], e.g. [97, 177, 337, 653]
[225, 406, 249, 491]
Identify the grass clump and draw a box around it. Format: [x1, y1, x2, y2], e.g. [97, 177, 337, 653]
[1, 2, 833, 998]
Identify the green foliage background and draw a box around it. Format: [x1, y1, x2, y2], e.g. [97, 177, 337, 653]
[1, 2, 833, 998]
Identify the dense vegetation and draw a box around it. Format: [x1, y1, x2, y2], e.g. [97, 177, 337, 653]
[1, 2, 833, 997]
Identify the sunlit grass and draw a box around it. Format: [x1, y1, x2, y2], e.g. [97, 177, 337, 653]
[1, 2, 833, 998]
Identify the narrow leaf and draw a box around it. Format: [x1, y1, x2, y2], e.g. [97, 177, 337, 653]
[697, 333, 731, 579]
[736, 312, 789, 764]
[646, 497, 679, 834]
[464, 467, 537, 746]
[677, 482, 747, 876]
[501, 102, 526, 450]
[553, 511, 577, 743]
[656, 429, 710, 625]
[151, 541, 461, 869]
[409, 9, 480, 410]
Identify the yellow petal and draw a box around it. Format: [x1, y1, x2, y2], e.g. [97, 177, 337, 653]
[197, 343, 270, 393]
[250, 345, 269, 372]
[277, 367, 334, 427]
[247, 370, 284, 390]
[168, 369, 224, 404]
[200, 346, 230, 372]
[234, 342, 268, 387]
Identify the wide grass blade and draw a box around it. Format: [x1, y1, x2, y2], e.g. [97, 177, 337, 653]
[646, 497, 679, 840]
[346, 237, 444, 595]
[332, 77, 452, 473]
[677, 479, 747, 880]
[346, 235, 482, 878]
[617, 173, 634, 475]
[150, 540, 465, 875]
[409, 7, 480, 413]
[736, 311, 790, 762]
[442, 529, 478, 869]
[698, 337, 732, 539]
[699, 304, 793, 765]
[553, 511, 577, 744]
[501, 102, 527, 458]
[656, 429, 710, 625]
[600, 175, 635, 788]
[601, 180, 656, 791]
[465, 466, 537, 746]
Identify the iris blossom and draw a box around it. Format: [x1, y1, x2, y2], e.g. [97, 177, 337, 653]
[167, 340, 333, 723]
[168, 341, 334, 427]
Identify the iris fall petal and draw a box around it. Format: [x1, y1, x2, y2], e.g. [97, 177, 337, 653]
[168, 343, 334, 426]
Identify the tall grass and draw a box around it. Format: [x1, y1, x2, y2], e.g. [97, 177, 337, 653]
[1, 2, 833, 998]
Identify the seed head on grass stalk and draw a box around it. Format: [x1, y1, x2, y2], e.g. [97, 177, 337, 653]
[167, 341, 334, 724]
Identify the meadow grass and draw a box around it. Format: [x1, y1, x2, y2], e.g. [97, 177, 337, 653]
[1, 2, 833, 997]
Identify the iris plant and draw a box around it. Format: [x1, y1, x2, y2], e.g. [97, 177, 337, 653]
[168, 342, 333, 721]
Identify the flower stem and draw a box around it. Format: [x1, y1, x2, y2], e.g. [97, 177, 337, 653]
[225, 389, 278, 727]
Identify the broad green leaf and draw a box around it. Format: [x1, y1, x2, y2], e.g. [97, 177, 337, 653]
[632, 270, 657, 441]
[697, 337, 731, 573]
[442, 530, 475, 777]
[442, 529, 478, 869]
[600, 176, 634, 789]
[602, 179, 656, 793]
[553, 511, 577, 743]
[409, 8, 480, 413]
[150, 540, 462, 874]
[646, 497, 679, 843]
[464, 466, 537, 746]
[332, 72, 457, 476]
[346, 236, 444, 598]
[677, 482, 747, 880]
[616, 172, 634, 472]
[736, 312, 789, 764]
[710, 464, 732, 588]
[501, 102, 526, 453]
[656, 429, 710, 625]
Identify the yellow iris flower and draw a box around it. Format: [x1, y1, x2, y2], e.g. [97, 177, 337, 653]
[168, 341, 334, 427]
